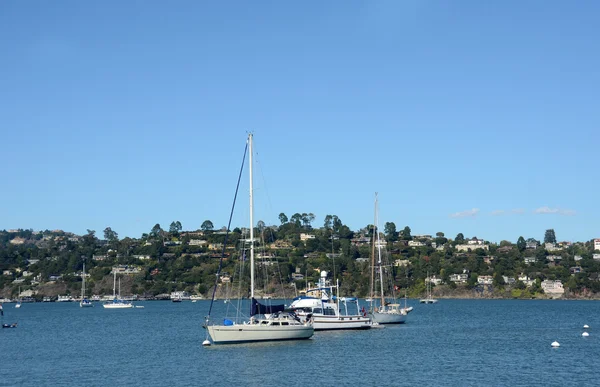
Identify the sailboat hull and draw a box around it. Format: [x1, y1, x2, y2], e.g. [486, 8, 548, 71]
[370, 311, 405, 324]
[207, 324, 314, 344]
[103, 302, 133, 309]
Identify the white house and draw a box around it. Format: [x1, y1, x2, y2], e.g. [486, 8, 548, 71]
[541, 280, 564, 296]
[300, 233, 316, 241]
[408, 240, 425, 247]
[467, 237, 485, 245]
[189, 239, 207, 246]
[517, 274, 535, 287]
[574, 255, 583, 261]
[291, 273, 304, 281]
[593, 254, 600, 261]
[524, 257, 536, 264]
[502, 276, 516, 285]
[426, 276, 443, 286]
[546, 255, 562, 262]
[394, 259, 410, 267]
[456, 244, 489, 252]
[449, 273, 468, 283]
[477, 275, 493, 285]
[545, 243, 562, 252]
[594, 239, 600, 251]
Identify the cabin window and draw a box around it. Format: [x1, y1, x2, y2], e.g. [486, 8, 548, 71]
[312, 308, 323, 314]
[324, 308, 336, 316]
[281, 322, 289, 326]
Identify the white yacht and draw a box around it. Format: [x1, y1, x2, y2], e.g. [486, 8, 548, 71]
[288, 271, 372, 330]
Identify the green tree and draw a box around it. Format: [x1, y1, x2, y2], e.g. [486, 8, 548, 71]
[517, 236, 526, 252]
[455, 233, 465, 244]
[103, 227, 119, 247]
[435, 231, 448, 247]
[290, 213, 302, 227]
[278, 213, 288, 225]
[150, 224, 162, 238]
[544, 229, 557, 244]
[384, 222, 397, 242]
[169, 221, 182, 236]
[323, 215, 333, 230]
[201, 220, 214, 232]
[400, 226, 412, 241]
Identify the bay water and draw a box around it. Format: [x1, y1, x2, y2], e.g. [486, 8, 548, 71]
[2, 299, 599, 386]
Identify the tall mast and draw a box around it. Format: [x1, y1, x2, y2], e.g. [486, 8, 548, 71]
[82, 263, 85, 298]
[370, 193, 377, 303]
[376, 195, 385, 307]
[113, 271, 116, 298]
[249, 133, 255, 300]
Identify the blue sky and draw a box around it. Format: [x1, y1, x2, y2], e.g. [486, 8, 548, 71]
[1, 1, 598, 243]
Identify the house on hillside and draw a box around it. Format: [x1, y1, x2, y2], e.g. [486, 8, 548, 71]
[456, 244, 489, 252]
[300, 233, 315, 241]
[449, 273, 468, 283]
[524, 257, 536, 264]
[541, 280, 564, 297]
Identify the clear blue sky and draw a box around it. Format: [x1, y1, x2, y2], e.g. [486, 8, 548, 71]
[1, 1, 598, 243]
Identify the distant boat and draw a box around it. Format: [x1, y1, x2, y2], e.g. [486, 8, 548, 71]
[15, 287, 22, 308]
[103, 272, 133, 309]
[80, 263, 93, 308]
[420, 271, 438, 304]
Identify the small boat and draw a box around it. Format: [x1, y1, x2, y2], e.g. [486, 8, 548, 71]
[80, 263, 94, 308]
[420, 271, 438, 304]
[2, 323, 18, 329]
[15, 286, 22, 308]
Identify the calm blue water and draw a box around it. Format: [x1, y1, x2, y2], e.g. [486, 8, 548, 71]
[2, 299, 599, 386]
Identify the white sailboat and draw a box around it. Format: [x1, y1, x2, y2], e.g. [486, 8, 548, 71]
[205, 133, 314, 344]
[368, 194, 406, 324]
[420, 271, 438, 304]
[15, 286, 21, 308]
[103, 271, 133, 309]
[80, 263, 93, 308]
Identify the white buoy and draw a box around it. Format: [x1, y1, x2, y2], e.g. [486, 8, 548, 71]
[582, 332, 590, 337]
[584, 324, 590, 329]
[202, 339, 211, 346]
[551, 341, 560, 347]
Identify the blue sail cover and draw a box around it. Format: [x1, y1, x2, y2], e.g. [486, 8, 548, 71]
[251, 298, 285, 316]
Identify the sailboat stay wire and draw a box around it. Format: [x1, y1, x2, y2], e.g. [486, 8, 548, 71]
[206, 140, 249, 319]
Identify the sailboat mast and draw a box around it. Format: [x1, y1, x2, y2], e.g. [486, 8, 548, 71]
[370, 193, 377, 303]
[113, 271, 116, 298]
[82, 263, 85, 299]
[375, 197, 385, 307]
[249, 133, 255, 300]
